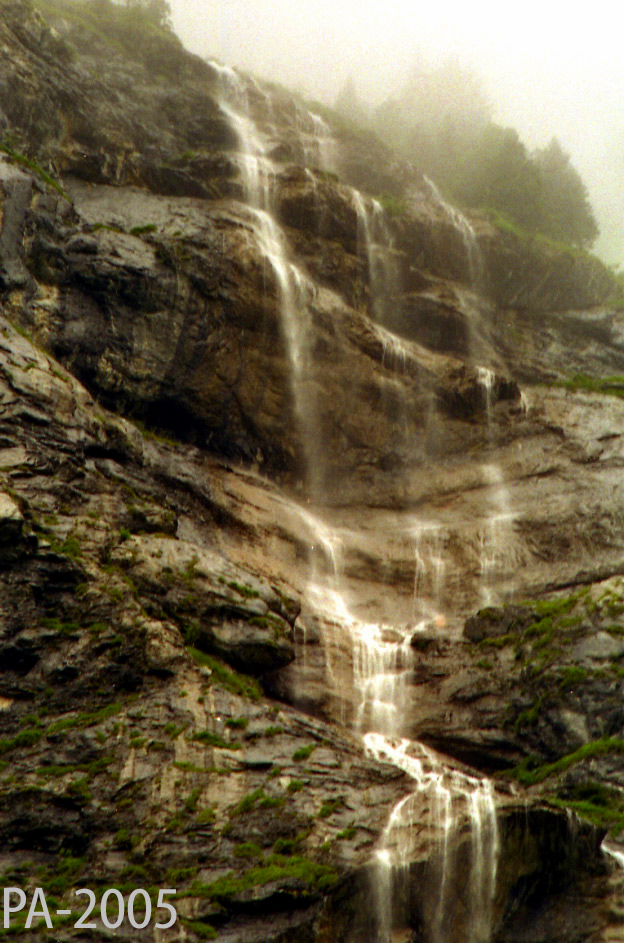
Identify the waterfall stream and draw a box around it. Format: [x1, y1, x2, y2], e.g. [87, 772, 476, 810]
[215, 68, 504, 942]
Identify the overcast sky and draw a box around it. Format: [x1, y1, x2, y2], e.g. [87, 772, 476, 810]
[170, 0, 624, 264]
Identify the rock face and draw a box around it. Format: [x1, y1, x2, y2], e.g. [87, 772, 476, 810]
[2, 2, 624, 942]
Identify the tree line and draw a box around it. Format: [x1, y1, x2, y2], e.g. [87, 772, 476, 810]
[335, 61, 598, 248]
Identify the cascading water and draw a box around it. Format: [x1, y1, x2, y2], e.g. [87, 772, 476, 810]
[425, 175, 484, 288]
[217, 68, 503, 942]
[353, 190, 401, 328]
[423, 185, 521, 610]
[212, 64, 326, 495]
[476, 367, 518, 606]
[366, 734, 499, 943]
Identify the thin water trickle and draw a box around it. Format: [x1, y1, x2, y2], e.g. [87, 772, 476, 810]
[214, 67, 331, 496]
[476, 363, 519, 606]
[425, 176, 484, 287]
[353, 190, 401, 327]
[411, 520, 447, 624]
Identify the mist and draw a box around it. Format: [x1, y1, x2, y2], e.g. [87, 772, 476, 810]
[170, 0, 624, 265]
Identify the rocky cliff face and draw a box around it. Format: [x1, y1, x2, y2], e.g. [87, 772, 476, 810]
[2, 2, 624, 942]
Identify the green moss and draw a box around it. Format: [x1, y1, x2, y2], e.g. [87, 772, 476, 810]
[91, 222, 125, 234]
[37, 855, 86, 894]
[0, 728, 42, 754]
[248, 614, 286, 632]
[37, 757, 111, 779]
[225, 717, 249, 730]
[477, 634, 514, 649]
[524, 617, 553, 639]
[182, 919, 217, 940]
[59, 536, 82, 559]
[173, 762, 210, 774]
[513, 697, 543, 732]
[259, 796, 285, 809]
[292, 744, 316, 762]
[0, 142, 71, 202]
[560, 374, 624, 399]
[191, 731, 241, 751]
[233, 842, 263, 859]
[273, 836, 303, 854]
[164, 865, 199, 885]
[184, 787, 201, 813]
[287, 779, 304, 794]
[191, 855, 338, 901]
[548, 780, 624, 836]
[114, 828, 132, 850]
[336, 825, 357, 840]
[196, 808, 216, 825]
[230, 788, 264, 817]
[187, 647, 262, 701]
[530, 594, 581, 617]
[558, 665, 590, 687]
[48, 702, 121, 733]
[509, 737, 624, 785]
[130, 224, 158, 236]
[227, 580, 260, 599]
[318, 798, 342, 818]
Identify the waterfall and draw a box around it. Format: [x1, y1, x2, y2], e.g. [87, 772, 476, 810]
[297, 503, 501, 942]
[425, 175, 484, 287]
[411, 520, 447, 624]
[366, 734, 499, 943]
[424, 181, 522, 609]
[353, 190, 401, 328]
[476, 369, 519, 607]
[212, 64, 326, 496]
[217, 67, 502, 941]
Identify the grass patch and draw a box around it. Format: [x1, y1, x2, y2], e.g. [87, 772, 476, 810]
[549, 780, 624, 835]
[318, 798, 342, 818]
[233, 842, 262, 859]
[196, 808, 216, 825]
[292, 744, 316, 762]
[181, 920, 217, 940]
[560, 374, 624, 399]
[47, 702, 121, 734]
[226, 580, 260, 599]
[0, 142, 71, 202]
[190, 855, 338, 901]
[184, 788, 201, 813]
[191, 731, 241, 751]
[509, 737, 624, 785]
[0, 729, 42, 754]
[130, 224, 158, 236]
[225, 717, 249, 730]
[187, 648, 261, 701]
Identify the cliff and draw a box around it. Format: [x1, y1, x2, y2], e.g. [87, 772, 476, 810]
[2, 2, 624, 942]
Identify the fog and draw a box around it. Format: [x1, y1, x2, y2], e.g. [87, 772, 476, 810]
[170, 0, 624, 265]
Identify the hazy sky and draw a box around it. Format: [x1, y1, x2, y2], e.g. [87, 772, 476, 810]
[170, 0, 624, 263]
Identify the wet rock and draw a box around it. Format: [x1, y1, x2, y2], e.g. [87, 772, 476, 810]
[464, 605, 535, 643]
